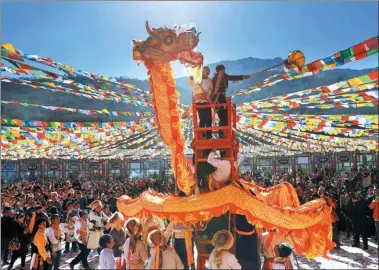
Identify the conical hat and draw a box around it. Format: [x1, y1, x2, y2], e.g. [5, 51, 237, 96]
[125, 217, 142, 236]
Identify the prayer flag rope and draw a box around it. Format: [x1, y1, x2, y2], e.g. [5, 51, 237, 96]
[1, 100, 154, 117]
[234, 36, 378, 96]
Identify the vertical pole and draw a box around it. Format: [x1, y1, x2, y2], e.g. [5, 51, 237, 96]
[227, 97, 232, 140]
[102, 160, 106, 178]
[62, 159, 66, 179]
[192, 101, 199, 141]
[332, 153, 336, 172]
[19, 160, 23, 180]
[192, 100, 199, 193]
[82, 159, 86, 179]
[41, 158, 45, 179]
[353, 151, 358, 169]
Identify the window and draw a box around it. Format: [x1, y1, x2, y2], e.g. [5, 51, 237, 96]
[130, 163, 141, 169]
[296, 157, 309, 164]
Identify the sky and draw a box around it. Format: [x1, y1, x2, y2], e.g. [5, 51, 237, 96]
[1, 1, 378, 80]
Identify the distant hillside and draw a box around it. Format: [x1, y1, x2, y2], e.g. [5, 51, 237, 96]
[1, 57, 377, 122]
[1, 75, 153, 122]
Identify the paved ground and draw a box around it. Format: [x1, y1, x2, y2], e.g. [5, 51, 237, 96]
[2, 235, 378, 269]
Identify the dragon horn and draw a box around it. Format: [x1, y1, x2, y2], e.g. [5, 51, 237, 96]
[146, 21, 153, 36]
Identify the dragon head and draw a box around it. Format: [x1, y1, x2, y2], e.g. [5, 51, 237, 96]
[133, 21, 203, 67]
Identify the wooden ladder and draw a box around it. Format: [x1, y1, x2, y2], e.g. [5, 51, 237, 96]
[191, 97, 239, 189]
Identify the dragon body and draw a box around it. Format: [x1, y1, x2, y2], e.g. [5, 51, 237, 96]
[133, 22, 203, 194]
[128, 22, 334, 259]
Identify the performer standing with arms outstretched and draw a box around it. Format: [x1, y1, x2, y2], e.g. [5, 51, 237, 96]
[211, 65, 250, 138]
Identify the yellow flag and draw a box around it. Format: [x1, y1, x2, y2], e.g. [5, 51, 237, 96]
[187, 66, 202, 84]
[101, 109, 111, 115]
[1, 43, 16, 53]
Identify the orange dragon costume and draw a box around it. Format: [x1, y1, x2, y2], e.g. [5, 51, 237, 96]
[133, 21, 203, 194]
[127, 22, 334, 260]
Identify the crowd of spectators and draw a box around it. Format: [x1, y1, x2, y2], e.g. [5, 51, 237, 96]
[1, 175, 174, 269]
[242, 165, 379, 250]
[1, 166, 378, 269]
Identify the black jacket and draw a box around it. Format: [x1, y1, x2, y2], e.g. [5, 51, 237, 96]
[212, 73, 245, 93]
[348, 198, 368, 226]
[10, 221, 29, 253]
[1, 216, 14, 240]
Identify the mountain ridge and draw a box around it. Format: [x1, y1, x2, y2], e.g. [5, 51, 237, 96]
[1, 56, 377, 122]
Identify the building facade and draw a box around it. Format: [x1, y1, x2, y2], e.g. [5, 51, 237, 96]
[1, 151, 377, 183]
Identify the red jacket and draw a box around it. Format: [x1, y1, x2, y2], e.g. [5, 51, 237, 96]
[369, 198, 379, 221]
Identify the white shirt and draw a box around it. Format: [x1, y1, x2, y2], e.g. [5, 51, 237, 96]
[99, 248, 116, 269]
[172, 223, 194, 239]
[147, 248, 184, 270]
[207, 152, 231, 182]
[189, 78, 213, 103]
[47, 226, 64, 252]
[88, 210, 108, 230]
[74, 219, 88, 244]
[208, 250, 241, 269]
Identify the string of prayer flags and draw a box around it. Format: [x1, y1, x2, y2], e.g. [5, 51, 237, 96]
[234, 36, 378, 95]
[1, 100, 154, 117]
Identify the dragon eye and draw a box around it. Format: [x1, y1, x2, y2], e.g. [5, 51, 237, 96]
[165, 36, 173, 45]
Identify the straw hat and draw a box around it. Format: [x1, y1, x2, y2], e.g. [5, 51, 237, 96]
[108, 212, 124, 226]
[143, 224, 162, 246]
[125, 217, 143, 236]
[147, 227, 165, 247]
[211, 230, 234, 250]
[90, 200, 103, 210]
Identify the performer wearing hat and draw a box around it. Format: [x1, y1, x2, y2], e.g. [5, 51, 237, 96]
[258, 229, 293, 270]
[147, 227, 184, 269]
[207, 230, 241, 269]
[122, 218, 148, 269]
[87, 200, 109, 251]
[108, 212, 127, 258]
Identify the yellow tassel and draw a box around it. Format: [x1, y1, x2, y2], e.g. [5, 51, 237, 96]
[29, 213, 36, 233]
[208, 175, 214, 192]
[184, 225, 194, 266]
[154, 246, 160, 270]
